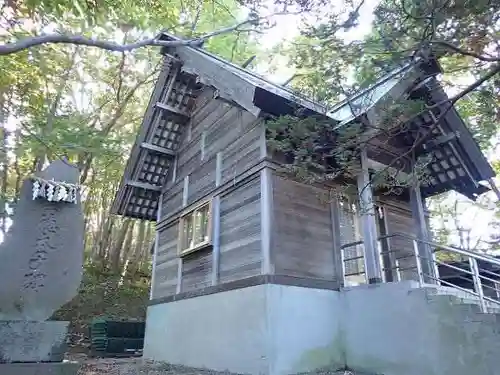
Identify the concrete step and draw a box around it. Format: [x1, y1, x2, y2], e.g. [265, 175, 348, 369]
[460, 298, 500, 313]
[415, 285, 500, 313]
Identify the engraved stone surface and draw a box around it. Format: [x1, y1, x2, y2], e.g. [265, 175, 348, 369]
[0, 362, 80, 375]
[0, 321, 68, 362]
[0, 160, 84, 321]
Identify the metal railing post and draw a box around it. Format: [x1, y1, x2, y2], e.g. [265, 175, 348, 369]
[395, 259, 401, 282]
[412, 239, 424, 287]
[340, 247, 346, 286]
[469, 257, 486, 313]
[432, 252, 440, 286]
[377, 240, 386, 283]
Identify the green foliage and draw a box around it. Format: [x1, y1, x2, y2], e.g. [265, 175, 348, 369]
[267, 113, 360, 183]
[53, 263, 149, 351]
[265, 87, 432, 193]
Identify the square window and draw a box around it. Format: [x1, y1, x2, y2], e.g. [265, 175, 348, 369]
[178, 201, 212, 256]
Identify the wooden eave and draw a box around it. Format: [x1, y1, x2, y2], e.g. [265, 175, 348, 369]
[349, 64, 495, 201]
[413, 78, 495, 200]
[111, 55, 200, 221]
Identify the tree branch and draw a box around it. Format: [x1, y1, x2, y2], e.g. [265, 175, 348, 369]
[430, 40, 500, 62]
[366, 62, 500, 188]
[0, 17, 259, 56]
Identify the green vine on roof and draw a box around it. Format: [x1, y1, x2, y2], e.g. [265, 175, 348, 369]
[265, 96, 433, 196]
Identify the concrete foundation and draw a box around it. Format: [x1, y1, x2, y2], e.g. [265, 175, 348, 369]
[0, 362, 80, 375]
[144, 281, 500, 375]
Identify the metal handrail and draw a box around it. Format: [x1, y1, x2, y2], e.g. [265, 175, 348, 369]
[341, 232, 500, 313]
[382, 232, 500, 267]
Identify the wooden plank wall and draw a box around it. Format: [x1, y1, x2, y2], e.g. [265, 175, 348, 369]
[219, 177, 262, 283]
[181, 247, 212, 292]
[219, 114, 261, 185]
[153, 89, 264, 298]
[381, 200, 419, 281]
[188, 157, 216, 204]
[272, 174, 336, 281]
[162, 181, 183, 216]
[152, 223, 179, 299]
[160, 92, 262, 221]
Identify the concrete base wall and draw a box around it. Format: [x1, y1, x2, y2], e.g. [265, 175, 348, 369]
[342, 282, 500, 375]
[0, 362, 79, 375]
[0, 321, 68, 362]
[145, 285, 270, 374]
[144, 284, 344, 375]
[144, 281, 500, 375]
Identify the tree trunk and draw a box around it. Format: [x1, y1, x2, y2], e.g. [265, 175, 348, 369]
[13, 129, 22, 200]
[1, 127, 9, 235]
[100, 216, 115, 264]
[82, 170, 97, 251]
[110, 219, 132, 272]
[126, 220, 146, 279]
[0, 91, 8, 235]
[35, 49, 78, 171]
[138, 222, 154, 272]
[121, 221, 136, 272]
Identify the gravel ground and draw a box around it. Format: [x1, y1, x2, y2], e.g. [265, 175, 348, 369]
[73, 356, 356, 375]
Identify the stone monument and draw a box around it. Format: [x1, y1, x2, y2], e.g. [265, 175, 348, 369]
[0, 160, 84, 374]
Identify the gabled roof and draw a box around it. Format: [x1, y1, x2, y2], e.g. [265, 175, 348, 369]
[158, 33, 326, 117]
[112, 37, 495, 221]
[328, 61, 418, 126]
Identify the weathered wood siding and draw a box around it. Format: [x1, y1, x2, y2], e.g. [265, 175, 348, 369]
[272, 175, 336, 280]
[152, 223, 179, 299]
[381, 200, 419, 281]
[161, 180, 183, 217]
[153, 89, 264, 297]
[187, 157, 217, 205]
[219, 177, 262, 283]
[219, 113, 262, 185]
[181, 247, 212, 292]
[159, 92, 262, 222]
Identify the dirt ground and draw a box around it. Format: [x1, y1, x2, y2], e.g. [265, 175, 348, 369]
[72, 356, 354, 375]
[76, 357, 229, 375]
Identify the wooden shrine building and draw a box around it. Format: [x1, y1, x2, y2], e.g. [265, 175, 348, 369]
[112, 34, 495, 375]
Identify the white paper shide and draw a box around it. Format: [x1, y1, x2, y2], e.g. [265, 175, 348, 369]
[31, 176, 79, 203]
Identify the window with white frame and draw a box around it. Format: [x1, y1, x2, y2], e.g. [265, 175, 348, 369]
[178, 201, 212, 256]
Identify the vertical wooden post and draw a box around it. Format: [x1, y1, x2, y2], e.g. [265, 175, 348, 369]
[211, 196, 221, 285]
[177, 175, 190, 294]
[330, 196, 344, 287]
[171, 156, 177, 183]
[260, 122, 267, 159]
[150, 193, 163, 300]
[187, 122, 192, 142]
[357, 148, 382, 284]
[212, 153, 222, 285]
[260, 168, 273, 275]
[377, 206, 394, 283]
[201, 131, 206, 161]
[182, 175, 189, 207]
[215, 152, 222, 187]
[410, 184, 436, 283]
[176, 258, 183, 294]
